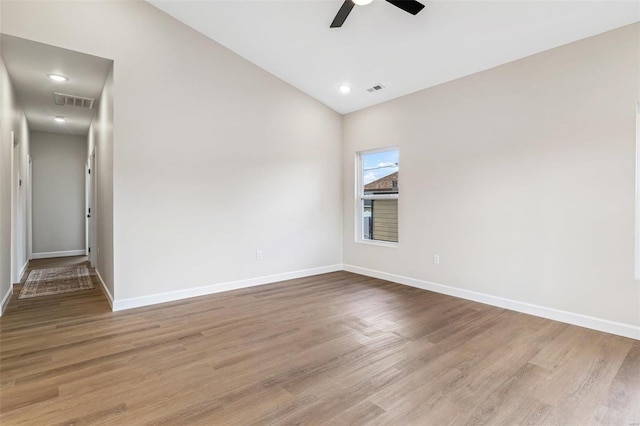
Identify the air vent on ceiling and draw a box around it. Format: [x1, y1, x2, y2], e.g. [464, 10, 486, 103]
[53, 92, 95, 109]
[367, 84, 385, 93]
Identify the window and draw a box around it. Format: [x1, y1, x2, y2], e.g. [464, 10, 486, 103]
[357, 148, 399, 244]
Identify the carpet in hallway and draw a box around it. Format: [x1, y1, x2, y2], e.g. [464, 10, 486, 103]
[19, 266, 94, 299]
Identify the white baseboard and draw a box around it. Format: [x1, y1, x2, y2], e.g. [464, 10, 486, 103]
[112, 264, 343, 312]
[343, 264, 640, 341]
[32, 250, 86, 260]
[94, 269, 114, 309]
[18, 260, 29, 282]
[100, 261, 639, 340]
[0, 285, 13, 317]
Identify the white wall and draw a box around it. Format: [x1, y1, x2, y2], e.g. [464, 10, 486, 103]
[87, 65, 114, 298]
[11, 86, 29, 280]
[2, 1, 343, 304]
[0, 53, 29, 315]
[343, 24, 640, 333]
[30, 131, 86, 256]
[1, 2, 638, 339]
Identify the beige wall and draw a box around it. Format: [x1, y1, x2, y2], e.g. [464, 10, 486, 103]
[344, 23, 640, 330]
[2, 0, 343, 303]
[12, 93, 29, 280]
[4, 1, 635, 335]
[0, 54, 29, 315]
[88, 65, 114, 299]
[30, 131, 86, 255]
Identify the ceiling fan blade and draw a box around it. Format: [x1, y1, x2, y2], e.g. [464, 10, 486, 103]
[330, 0, 356, 28]
[385, 0, 425, 15]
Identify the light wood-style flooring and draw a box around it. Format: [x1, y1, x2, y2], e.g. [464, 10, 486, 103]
[1, 257, 638, 424]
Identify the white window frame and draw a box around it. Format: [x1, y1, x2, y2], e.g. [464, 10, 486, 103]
[355, 147, 399, 247]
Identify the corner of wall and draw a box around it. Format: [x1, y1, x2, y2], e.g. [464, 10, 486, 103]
[343, 264, 640, 341]
[0, 284, 13, 316]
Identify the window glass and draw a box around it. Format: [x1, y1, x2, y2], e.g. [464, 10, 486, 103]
[359, 149, 399, 243]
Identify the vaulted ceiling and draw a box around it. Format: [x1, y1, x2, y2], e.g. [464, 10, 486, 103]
[148, 0, 639, 114]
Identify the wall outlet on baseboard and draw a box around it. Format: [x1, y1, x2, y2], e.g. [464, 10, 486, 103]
[256, 250, 263, 261]
[433, 254, 440, 265]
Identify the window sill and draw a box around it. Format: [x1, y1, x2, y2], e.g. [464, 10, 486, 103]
[356, 239, 399, 248]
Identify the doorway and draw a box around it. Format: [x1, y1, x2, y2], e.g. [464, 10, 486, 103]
[1, 33, 114, 311]
[86, 148, 97, 267]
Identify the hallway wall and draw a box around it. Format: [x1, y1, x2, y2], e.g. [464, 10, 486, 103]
[2, 1, 343, 305]
[11, 85, 29, 285]
[87, 65, 114, 299]
[30, 131, 87, 256]
[0, 54, 29, 315]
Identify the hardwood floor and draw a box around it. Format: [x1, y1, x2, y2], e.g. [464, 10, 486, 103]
[1, 259, 638, 425]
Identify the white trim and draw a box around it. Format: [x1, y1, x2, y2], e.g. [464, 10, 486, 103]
[0, 285, 13, 317]
[112, 264, 343, 312]
[343, 264, 640, 341]
[10, 131, 17, 284]
[356, 146, 400, 245]
[27, 156, 32, 260]
[635, 102, 640, 280]
[18, 260, 29, 282]
[91, 261, 639, 339]
[357, 146, 400, 156]
[31, 250, 86, 259]
[85, 161, 89, 256]
[361, 194, 399, 201]
[356, 239, 398, 248]
[95, 268, 114, 309]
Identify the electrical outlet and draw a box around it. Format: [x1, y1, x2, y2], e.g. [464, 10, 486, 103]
[256, 250, 263, 261]
[433, 254, 440, 265]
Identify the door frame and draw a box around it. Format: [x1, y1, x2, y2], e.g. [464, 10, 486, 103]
[10, 131, 17, 284]
[85, 160, 90, 256]
[87, 148, 97, 267]
[27, 155, 32, 261]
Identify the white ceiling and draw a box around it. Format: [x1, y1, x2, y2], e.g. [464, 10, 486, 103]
[148, 0, 640, 114]
[0, 34, 113, 135]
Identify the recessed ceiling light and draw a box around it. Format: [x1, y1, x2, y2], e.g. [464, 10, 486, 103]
[47, 74, 68, 82]
[353, 0, 373, 5]
[53, 116, 66, 123]
[338, 84, 352, 94]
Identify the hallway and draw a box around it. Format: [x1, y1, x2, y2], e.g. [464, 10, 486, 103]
[0, 34, 115, 318]
[3, 256, 110, 324]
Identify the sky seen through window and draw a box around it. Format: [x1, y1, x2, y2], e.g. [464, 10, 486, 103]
[362, 150, 399, 185]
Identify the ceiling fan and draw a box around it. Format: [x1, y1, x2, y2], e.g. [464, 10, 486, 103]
[330, 0, 425, 28]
